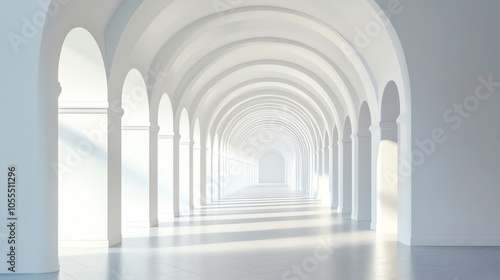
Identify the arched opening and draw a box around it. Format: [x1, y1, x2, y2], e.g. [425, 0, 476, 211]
[192, 119, 202, 208]
[352, 102, 372, 221]
[339, 117, 352, 214]
[6, 0, 421, 274]
[259, 151, 286, 184]
[376, 81, 400, 234]
[158, 94, 175, 220]
[57, 27, 120, 246]
[121, 69, 158, 227]
[179, 109, 191, 213]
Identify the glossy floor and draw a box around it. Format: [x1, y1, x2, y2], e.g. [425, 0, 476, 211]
[4, 185, 500, 279]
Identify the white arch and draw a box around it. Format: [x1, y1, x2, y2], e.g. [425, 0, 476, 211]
[57, 27, 121, 247]
[121, 68, 158, 227]
[352, 102, 372, 221]
[192, 119, 202, 208]
[375, 81, 401, 234]
[58, 27, 107, 102]
[178, 108, 191, 213]
[337, 117, 353, 214]
[157, 93, 175, 220]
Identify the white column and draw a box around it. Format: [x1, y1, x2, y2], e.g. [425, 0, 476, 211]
[338, 138, 352, 214]
[122, 122, 159, 227]
[397, 114, 411, 244]
[225, 156, 230, 195]
[311, 151, 318, 198]
[212, 151, 220, 201]
[218, 152, 222, 200]
[219, 154, 226, 198]
[370, 122, 398, 233]
[296, 158, 302, 191]
[58, 103, 122, 247]
[172, 134, 181, 217]
[205, 149, 212, 204]
[200, 146, 207, 206]
[232, 158, 237, 193]
[303, 154, 310, 194]
[1, 2, 59, 272]
[351, 132, 372, 221]
[299, 154, 305, 192]
[317, 149, 324, 199]
[158, 133, 175, 220]
[329, 143, 339, 209]
[325, 147, 331, 204]
[192, 144, 201, 208]
[179, 139, 191, 213]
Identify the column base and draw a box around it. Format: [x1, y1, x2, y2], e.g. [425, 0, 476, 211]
[59, 234, 122, 248]
[351, 213, 371, 221]
[122, 219, 159, 228]
[159, 212, 177, 221]
[338, 207, 352, 214]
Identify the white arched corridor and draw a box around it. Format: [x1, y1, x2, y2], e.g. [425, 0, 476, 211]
[2, 0, 500, 278]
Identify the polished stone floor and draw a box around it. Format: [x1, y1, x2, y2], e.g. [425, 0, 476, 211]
[4, 185, 500, 279]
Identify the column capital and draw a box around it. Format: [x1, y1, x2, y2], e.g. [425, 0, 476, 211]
[54, 81, 62, 96]
[122, 122, 160, 133]
[58, 101, 124, 118]
[179, 139, 192, 145]
[339, 139, 352, 145]
[369, 121, 398, 133]
[59, 101, 109, 109]
[193, 145, 203, 150]
[351, 131, 371, 139]
[158, 132, 175, 139]
[150, 123, 160, 133]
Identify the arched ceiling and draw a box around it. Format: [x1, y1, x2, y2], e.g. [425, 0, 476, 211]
[44, 0, 410, 164]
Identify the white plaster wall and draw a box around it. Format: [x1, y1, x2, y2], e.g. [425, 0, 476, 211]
[0, 1, 60, 273]
[375, 0, 500, 245]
